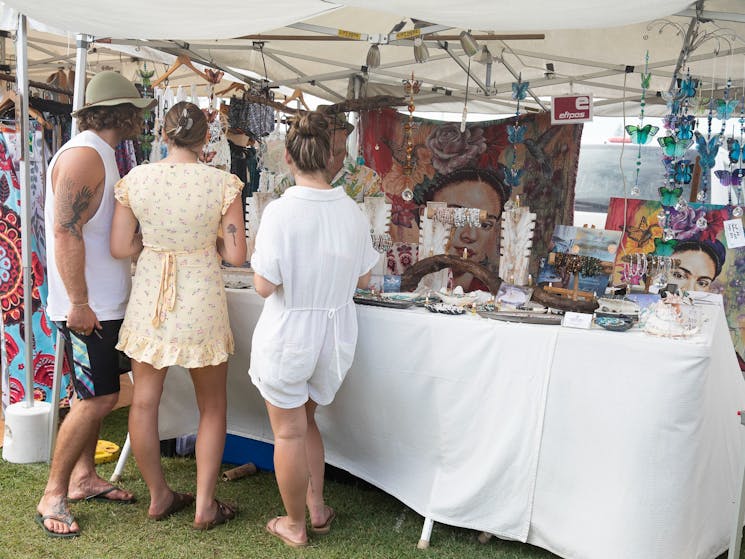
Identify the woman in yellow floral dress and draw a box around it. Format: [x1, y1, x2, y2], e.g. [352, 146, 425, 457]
[110, 101, 246, 530]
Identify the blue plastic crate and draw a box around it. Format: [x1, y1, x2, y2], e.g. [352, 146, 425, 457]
[222, 434, 275, 472]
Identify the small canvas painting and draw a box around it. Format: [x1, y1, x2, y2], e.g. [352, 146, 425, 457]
[537, 224, 622, 296]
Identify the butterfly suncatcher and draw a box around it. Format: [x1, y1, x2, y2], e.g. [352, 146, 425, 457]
[625, 124, 659, 145]
[715, 98, 740, 120]
[511, 80, 529, 101]
[658, 135, 693, 158]
[673, 160, 694, 184]
[659, 185, 683, 206]
[676, 77, 698, 98]
[728, 138, 744, 164]
[507, 124, 526, 144]
[715, 168, 745, 187]
[694, 132, 720, 168]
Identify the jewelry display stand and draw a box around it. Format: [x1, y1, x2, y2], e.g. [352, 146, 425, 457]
[359, 196, 392, 277]
[499, 206, 536, 286]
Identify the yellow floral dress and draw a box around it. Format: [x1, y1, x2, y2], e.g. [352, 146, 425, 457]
[114, 163, 243, 369]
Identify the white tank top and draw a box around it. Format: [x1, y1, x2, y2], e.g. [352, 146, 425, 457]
[44, 130, 131, 321]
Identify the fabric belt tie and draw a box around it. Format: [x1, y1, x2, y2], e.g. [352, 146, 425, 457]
[287, 300, 351, 380]
[146, 245, 207, 328]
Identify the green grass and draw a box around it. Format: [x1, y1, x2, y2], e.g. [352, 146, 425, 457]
[0, 406, 727, 559]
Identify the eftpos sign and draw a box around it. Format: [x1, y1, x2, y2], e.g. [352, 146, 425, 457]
[551, 94, 593, 125]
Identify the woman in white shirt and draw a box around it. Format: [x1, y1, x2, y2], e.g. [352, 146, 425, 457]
[249, 111, 378, 548]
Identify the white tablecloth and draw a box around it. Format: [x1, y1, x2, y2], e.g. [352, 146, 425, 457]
[157, 290, 745, 559]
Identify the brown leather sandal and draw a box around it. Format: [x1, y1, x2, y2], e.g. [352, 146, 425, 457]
[192, 500, 237, 531]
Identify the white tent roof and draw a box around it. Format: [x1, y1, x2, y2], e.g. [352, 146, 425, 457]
[3, 1, 745, 116]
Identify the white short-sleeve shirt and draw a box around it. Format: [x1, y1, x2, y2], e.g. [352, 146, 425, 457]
[249, 185, 379, 408]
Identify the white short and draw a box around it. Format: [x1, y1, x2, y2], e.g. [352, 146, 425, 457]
[248, 337, 353, 409]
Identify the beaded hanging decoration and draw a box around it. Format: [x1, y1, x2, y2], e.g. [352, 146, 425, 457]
[504, 75, 529, 202]
[625, 52, 658, 197]
[137, 62, 156, 161]
[401, 74, 421, 202]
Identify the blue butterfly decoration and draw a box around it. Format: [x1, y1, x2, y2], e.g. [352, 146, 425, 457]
[658, 185, 683, 207]
[728, 138, 744, 164]
[676, 77, 697, 98]
[511, 80, 529, 101]
[503, 168, 524, 187]
[715, 98, 740, 120]
[658, 135, 692, 158]
[673, 160, 694, 184]
[676, 122, 693, 140]
[625, 124, 659, 145]
[506, 124, 526, 144]
[694, 132, 720, 168]
[715, 168, 745, 186]
[661, 90, 683, 114]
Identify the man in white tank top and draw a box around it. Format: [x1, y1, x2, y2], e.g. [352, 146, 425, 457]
[37, 72, 155, 538]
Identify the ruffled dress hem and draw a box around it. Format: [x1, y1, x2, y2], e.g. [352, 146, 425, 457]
[117, 328, 234, 370]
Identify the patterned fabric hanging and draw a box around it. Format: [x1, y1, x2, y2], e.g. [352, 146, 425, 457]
[0, 130, 72, 409]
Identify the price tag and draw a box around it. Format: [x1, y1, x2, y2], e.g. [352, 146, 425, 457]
[724, 218, 745, 249]
[562, 312, 593, 329]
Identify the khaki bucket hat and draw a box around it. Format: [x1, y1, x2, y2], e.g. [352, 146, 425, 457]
[71, 71, 156, 116]
[317, 105, 354, 133]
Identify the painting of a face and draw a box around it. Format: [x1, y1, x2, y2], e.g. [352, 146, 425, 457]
[432, 178, 502, 267]
[671, 249, 717, 292]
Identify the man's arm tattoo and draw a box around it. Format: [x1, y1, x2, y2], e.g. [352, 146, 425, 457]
[227, 223, 237, 247]
[59, 180, 94, 239]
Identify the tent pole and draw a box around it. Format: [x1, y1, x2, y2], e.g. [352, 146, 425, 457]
[70, 34, 91, 137]
[15, 14, 34, 408]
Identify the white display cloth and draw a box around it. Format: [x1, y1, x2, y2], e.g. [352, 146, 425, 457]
[157, 290, 745, 559]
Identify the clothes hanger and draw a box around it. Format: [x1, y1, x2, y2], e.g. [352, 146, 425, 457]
[0, 90, 51, 129]
[216, 82, 247, 97]
[151, 55, 210, 87]
[282, 88, 310, 111]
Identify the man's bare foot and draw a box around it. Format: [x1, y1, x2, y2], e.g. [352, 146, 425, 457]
[37, 494, 80, 536]
[68, 475, 135, 503]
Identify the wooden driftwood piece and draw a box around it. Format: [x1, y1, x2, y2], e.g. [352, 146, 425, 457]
[531, 284, 599, 313]
[239, 93, 407, 116]
[400, 255, 502, 294]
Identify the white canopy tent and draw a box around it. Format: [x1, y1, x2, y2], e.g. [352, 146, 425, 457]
[2, 1, 745, 116]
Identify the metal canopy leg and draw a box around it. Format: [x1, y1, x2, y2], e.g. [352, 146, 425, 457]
[728, 410, 745, 559]
[47, 330, 65, 461]
[110, 371, 134, 483]
[417, 517, 434, 549]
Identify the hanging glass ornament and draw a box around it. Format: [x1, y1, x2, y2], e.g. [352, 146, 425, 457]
[630, 185, 641, 196]
[696, 190, 706, 202]
[663, 228, 675, 241]
[696, 216, 708, 229]
[733, 206, 744, 217]
[675, 197, 688, 211]
[401, 188, 414, 201]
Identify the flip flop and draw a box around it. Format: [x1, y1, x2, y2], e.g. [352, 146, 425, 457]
[35, 512, 81, 538]
[192, 500, 237, 531]
[148, 491, 195, 521]
[68, 486, 136, 504]
[310, 506, 336, 535]
[265, 516, 308, 548]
